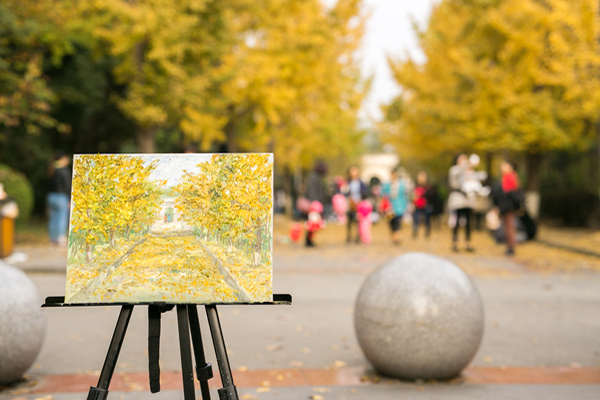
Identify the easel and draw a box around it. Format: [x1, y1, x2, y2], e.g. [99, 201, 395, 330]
[43, 294, 292, 400]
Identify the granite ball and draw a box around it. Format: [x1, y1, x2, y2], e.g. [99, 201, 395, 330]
[354, 252, 484, 380]
[0, 262, 46, 385]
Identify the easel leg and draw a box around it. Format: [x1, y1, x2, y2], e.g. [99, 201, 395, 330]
[176, 305, 196, 400]
[206, 305, 239, 400]
[87, 305, 134, 400]
[187, 305, 213, 400]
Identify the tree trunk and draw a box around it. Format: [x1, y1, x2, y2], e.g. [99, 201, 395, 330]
[597, 120, 600, 205]
[254, 225, 262, 266]
[525, 152, 541, 219]
[86, 243, 92, 264]
[224, 119, 237, 152]
[485, 152, 493, 185]
[525, 152, 541, 191]
[283, 166, 294, 218]
[110, 229, 116, 248]
[136, 126, 157, 153]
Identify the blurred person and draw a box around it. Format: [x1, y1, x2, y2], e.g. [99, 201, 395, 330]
[344, 165, 368, 243]
[305, 161, 328, 205]
[462, 154, 491, 230]
[47, 151, 71, 246]
[0, 183, 19, 219]
[356, 194, 373, 244]
[382, 168, 408, 245]
[412, 171, 431, 238]
[448, 153, 474, 252]
[368, 177, 383, 224]
[305, 201, 325, 247]
[333, 175, 346, 194]
[294, 183, 310, 220]
[275, 188, 286, 214]
[331, 192, 348, 224]
[499, 160, 522, 255]
[425, 183, 443, 228]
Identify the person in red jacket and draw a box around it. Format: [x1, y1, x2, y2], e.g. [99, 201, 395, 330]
[500, 160, 521, 255]
[412, 171, 431, 238]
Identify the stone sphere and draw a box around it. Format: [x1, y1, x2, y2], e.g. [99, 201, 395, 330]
[0, 262, 46, 385]
[354, 252, 484, 380]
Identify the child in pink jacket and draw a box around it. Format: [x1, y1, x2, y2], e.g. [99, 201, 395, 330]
[356, 196, 373, 244]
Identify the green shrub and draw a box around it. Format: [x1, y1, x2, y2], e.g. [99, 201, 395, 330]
[0, 164, 34, 225]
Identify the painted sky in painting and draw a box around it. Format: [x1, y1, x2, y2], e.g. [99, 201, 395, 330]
[146, 154, 212, 187]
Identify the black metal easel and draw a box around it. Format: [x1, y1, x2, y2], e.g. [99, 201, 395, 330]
[43, 294, 292, 400]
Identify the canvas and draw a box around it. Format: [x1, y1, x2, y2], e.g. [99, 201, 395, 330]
[65, 153, 273, 304]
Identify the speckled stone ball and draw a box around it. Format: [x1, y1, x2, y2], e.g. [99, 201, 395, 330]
[354, 252, 484, 380]
[0, 262, 45, 385]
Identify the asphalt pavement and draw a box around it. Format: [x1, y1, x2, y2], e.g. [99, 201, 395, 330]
[1, 221, 600, 400]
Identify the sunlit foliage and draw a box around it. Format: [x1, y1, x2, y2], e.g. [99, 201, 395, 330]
[383, 0, 600, 160]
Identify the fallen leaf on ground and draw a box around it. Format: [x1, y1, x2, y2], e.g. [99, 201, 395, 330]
[265, 344, 283, 352]
[238, 366, 248, 372]
[482, 356, 493, 363]
[333, 360, 346, 368]
[256, 387, 270, 393]
[309, 395, 325, 400]
[241, 394, 258, 400]
[312, 387, 331, 393]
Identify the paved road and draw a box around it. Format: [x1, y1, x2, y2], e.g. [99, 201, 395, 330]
[2, 228, 600, 399]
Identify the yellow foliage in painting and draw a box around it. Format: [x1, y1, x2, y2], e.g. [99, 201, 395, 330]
[175, 154, 273, 266]
[66, 154, 273, 304]
[69, 155, 161, 260]
[67, 234, 271, 303]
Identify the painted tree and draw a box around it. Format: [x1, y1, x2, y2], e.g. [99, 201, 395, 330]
[384, 0, 600, 193]
[176, 154, 272, 266]
[70, 155, 160, 262]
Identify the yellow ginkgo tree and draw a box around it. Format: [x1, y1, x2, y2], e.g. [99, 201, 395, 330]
[384, 0, 600, 192]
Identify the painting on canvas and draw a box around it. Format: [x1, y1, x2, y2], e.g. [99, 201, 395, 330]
[65, 153, 273, 304]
